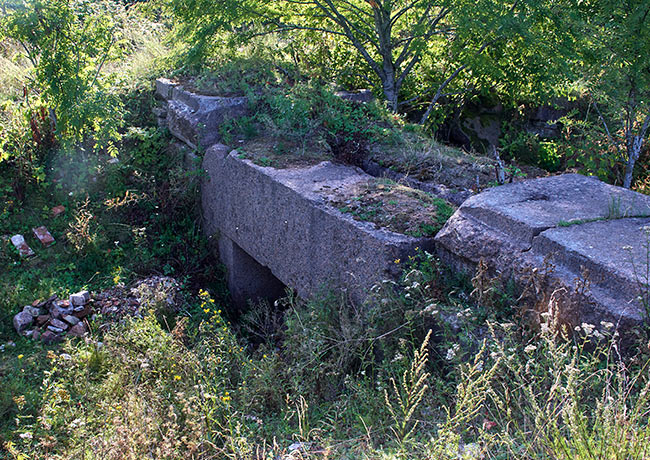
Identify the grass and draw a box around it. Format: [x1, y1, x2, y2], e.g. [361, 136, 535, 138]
[4, 239, 650, 459]
[2, 18, 650, 460]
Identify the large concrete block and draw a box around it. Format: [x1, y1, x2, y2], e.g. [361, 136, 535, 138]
[155, 78, 248, 150]
[202, 145, 435, 305]
[436, 173, 650, 331]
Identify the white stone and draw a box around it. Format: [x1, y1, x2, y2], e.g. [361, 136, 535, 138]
[69, 291, 90, 306]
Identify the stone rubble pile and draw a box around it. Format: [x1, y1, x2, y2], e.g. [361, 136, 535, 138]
[12, 277, 180, 343]
[13, 291, 92, 344]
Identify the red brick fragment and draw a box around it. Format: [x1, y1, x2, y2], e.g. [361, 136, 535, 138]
[35, 315, 50, 326]
[33, 226, 55, 246]
[73, 304, 92, 319]
[51, 205, 65, 217]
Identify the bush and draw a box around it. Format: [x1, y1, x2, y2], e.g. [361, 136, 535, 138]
[2, 0, 125, 146]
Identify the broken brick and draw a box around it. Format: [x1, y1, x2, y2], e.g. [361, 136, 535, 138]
[33, 226, 55, 246]
[70, 291, 90, 306]
[51, 205, 65, 217]
[35, 315, 50, 326]
[50, 318, 68, 330]
[41, 330, 63, 344]
[10, 235, 35, 257]
[68, 322, 88, 337]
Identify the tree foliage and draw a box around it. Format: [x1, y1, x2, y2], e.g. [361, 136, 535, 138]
[1, 0, 126, 145]
[169, 0, 540, 112]
[573, 0, 650, 188]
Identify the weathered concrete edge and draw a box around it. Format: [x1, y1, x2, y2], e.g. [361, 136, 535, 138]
[435, 208, 645, 328]
[155, 78, 249, 150]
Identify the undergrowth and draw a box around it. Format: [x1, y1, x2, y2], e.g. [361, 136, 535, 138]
[3, 250, 650, 459]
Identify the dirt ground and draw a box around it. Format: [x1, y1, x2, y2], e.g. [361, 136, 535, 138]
[325, 179, 456, 237]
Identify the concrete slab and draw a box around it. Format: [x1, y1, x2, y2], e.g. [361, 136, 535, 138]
[202, 144, 435, 306]
[436, 174, 650, 333]
[155, 78, 248, 150]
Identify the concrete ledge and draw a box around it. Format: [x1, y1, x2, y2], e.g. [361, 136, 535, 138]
[436, 174, 650, 330]
[202, 144, 435, 306]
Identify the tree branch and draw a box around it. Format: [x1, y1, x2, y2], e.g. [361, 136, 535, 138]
[419, 63, 467, 125]
[592, 100, 621, 154]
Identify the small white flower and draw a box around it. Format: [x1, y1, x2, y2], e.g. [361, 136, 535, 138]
[524, 344, 537, 354]
[445, 348, 456, 361]
[19, 432, 33, 440]
[446, 344, 460, 361]
[581, 322, 595, 336]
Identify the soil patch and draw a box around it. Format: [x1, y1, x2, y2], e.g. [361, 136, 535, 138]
[234, 135, 331, 168]
[326, 179, 456, 237]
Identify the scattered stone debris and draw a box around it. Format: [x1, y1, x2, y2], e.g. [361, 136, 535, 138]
[10, 234, 35, 258]
[12, 277, 180, 344]
[33, 226, 55, 246]
[51, 205, 65, 217]
[12, 294, 91, 343]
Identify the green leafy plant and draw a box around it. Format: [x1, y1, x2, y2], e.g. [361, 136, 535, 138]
[2, 0, 125, 146]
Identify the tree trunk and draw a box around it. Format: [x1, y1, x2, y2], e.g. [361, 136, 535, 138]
[380, 49, 398, 112]
[623, 135, 643, 189]
[382, 77, 398, 112]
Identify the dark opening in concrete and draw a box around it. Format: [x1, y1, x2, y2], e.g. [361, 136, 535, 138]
[218, 235, 287, 309]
